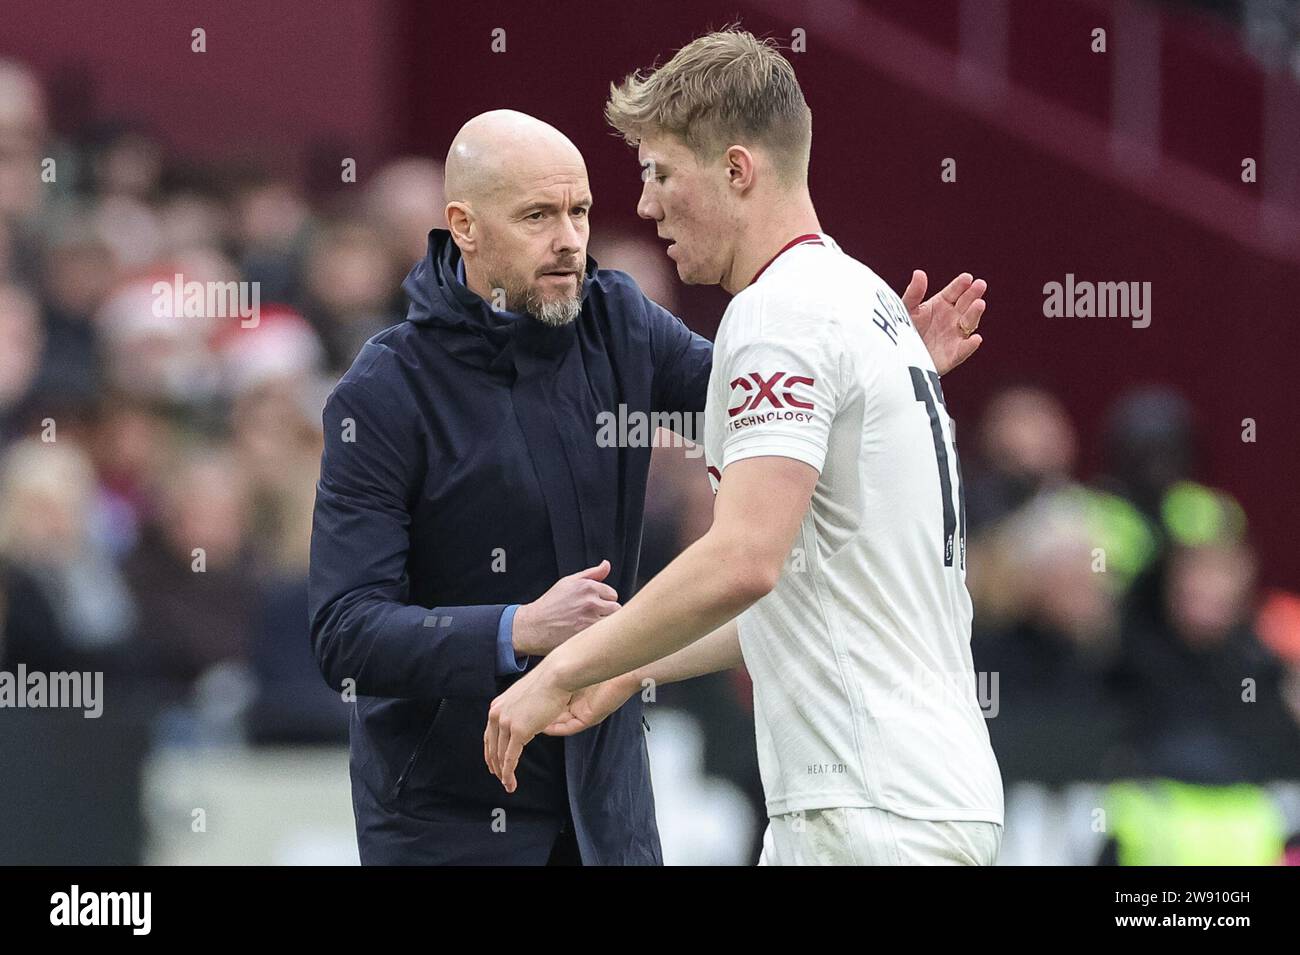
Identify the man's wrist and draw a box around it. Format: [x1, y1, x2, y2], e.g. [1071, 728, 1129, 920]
[614, 669, 645, 699]
[546, 642, 587, 694]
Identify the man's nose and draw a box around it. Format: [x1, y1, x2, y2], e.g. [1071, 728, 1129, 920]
[636, 182, 659, 221]
[554, 212, 583, 253]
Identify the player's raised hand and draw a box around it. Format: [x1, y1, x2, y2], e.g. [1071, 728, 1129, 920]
[901, 270, 986, 376]
[484, 664, 572, 792]
[543, 674, 640, 736]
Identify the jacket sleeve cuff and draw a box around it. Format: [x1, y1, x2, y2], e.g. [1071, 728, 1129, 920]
[495, 605, 529, 675]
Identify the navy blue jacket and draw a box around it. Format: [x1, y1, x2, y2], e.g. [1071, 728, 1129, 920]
[308, 230, 711, 864]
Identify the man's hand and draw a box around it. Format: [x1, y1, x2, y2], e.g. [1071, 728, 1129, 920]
[543, 674, 641, 737]
[902, 270, 986, 376]
[484, 664, 572, 792]
[512, 560, 620, 656]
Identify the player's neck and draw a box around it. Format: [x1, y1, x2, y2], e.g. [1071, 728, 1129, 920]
[723, 194, 821, 296]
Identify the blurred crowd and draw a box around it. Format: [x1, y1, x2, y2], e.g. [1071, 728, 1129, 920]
[964, 387, 1300, 785]
[645, 383, 1300, 863]
[0, 56, 433, 744]
[962, 385, 1300, 862]
[1, 53, 1298, 864]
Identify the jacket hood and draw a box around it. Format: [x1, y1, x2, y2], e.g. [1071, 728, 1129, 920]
[401, 229, 598, 369]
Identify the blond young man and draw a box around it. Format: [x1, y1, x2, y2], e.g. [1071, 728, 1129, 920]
[483, 31, 1001, 865]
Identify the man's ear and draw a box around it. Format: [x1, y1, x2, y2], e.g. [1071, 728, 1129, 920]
[724, 146, 756, 192]
[446, 202, 476, 253]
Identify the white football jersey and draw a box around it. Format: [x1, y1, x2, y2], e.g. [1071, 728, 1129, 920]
[703, 233, 1004, 823]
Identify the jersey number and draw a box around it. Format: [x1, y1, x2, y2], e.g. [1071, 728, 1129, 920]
[909, 367, 966, 569]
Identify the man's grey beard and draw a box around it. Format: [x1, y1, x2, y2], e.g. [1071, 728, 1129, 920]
[529, 294, 582, 327]
[490, 263, 586, 327]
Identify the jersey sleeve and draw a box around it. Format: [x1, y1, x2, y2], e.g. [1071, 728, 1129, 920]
[716, 306, 845, 474]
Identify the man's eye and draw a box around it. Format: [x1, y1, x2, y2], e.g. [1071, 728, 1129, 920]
[527, 211, 545, 221]
[572, 207, 589, 217]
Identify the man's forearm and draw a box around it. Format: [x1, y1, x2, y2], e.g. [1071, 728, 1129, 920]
[545, 531, 766, 693]
[310, 592, 506, 699]
[633, 619, 743, 688]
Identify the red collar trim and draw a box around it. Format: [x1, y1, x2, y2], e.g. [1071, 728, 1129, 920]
[750, 234, 824, 286]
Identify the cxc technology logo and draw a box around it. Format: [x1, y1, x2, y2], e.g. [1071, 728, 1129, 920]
[727, 371, 816, 430]
[50, 885, 151, 935]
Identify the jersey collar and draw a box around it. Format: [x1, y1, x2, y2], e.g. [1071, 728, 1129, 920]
[750, 233, 825, 286]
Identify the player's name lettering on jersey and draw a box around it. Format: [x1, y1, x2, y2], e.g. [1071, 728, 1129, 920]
[871, 287, 912, 346]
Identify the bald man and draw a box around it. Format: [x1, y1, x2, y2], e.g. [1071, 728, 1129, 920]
[309, 110, 981, 865]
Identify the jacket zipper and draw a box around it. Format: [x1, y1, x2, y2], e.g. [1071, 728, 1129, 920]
[392, 698, 445, 798]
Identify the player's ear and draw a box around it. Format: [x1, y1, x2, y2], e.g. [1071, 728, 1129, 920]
[724, 145, 756, 192]
[446, 202, 476, 252]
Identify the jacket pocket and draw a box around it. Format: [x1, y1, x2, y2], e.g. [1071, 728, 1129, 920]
[390, 698, 445, 800]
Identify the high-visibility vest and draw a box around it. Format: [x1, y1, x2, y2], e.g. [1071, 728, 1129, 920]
[1105, 779, 1286, 865]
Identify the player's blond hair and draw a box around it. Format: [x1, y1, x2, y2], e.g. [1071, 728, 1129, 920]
[604, 29, 812, 186]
